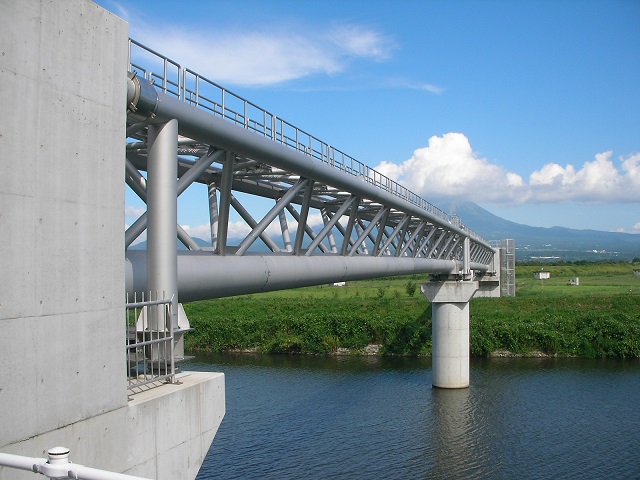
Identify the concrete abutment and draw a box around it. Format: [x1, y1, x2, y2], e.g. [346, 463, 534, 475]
[0, 1, 224, 478]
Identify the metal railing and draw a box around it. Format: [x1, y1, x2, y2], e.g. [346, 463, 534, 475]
[126, 293, 175, 392]
[127, 39, 488, 245]
[0, 447, 151, 480]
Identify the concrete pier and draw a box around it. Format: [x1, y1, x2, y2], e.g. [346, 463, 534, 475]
[422, 281, 478, 389]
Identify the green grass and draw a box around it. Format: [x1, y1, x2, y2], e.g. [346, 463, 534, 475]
[516, 263, 640, 298]
[185, 295, 432, 355]
[470, 295, 640, 357]
[183, 263, 640, 358]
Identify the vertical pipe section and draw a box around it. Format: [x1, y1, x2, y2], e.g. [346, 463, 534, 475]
[340, 197, 360, 256]
[463, 236, 471, 277]
[372, 209, 390, 256]
[294, 180, 314, 255]
[208, 183, 219, 249]
[322, 210, 338, 253]
[217, 151, 235, 255]
[146, 120, 178, 329]
[279, 210, 293, 252]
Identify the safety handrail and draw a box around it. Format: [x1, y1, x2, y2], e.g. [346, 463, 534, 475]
[0, 448, 151, 480]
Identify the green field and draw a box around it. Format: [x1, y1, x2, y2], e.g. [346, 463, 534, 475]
[183, 262, 640, 358]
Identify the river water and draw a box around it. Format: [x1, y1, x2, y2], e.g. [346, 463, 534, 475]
[186, 354, 640, 479]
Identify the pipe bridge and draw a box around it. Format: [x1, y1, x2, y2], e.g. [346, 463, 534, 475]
[124, 39, 497, 303]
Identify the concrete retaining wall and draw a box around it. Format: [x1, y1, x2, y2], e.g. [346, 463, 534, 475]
[0, 2, 224, 478]
[0, 0, 128, 447]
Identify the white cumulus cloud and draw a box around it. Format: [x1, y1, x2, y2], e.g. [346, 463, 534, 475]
[375, 133, 640, 205]
[527, 151, 640, 203]
[376, 133, 524, 203]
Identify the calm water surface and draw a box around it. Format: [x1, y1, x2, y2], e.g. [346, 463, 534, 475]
[186, 354, 640, 479]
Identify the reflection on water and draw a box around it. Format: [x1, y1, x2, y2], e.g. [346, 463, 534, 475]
[430, 388, 485, 479]
[188, 354, 640, 480]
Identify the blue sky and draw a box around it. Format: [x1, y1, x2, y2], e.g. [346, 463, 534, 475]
[99, 0, 640, 238]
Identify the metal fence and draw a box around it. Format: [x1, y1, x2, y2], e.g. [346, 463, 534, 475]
[127, 39, 487, 245]
[490, 239, 516, 297]
[126, 293, 175, 391]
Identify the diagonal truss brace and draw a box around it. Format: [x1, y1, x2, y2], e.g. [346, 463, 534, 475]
[235, 178, 309, 255]
[305, 196, 357, 256]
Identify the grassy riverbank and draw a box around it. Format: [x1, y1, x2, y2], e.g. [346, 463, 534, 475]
[183, 262, 640, 358]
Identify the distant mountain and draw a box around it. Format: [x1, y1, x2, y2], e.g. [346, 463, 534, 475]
[436, 199, 640, 261]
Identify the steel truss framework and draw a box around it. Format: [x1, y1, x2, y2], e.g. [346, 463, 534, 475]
[124, 40, 496, 300]
[126, 143, 494, 265]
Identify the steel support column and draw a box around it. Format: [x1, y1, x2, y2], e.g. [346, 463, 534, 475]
[147, 119, 178, 329]
[340, 197, 360, 256]
[279, 210, 293, 252]
[322, 210, 339, 253]
[294, 180, 314, 255]
[372, 209, 390, 256]
[216, 151, 234, 255]
[208, 183, 219, 249]
[463, 236, 471, 277]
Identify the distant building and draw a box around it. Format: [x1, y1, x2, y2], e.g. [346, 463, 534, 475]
[534, 271, 550, 280]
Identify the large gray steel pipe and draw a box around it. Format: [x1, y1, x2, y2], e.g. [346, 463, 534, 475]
[125, 250, 459, 302]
